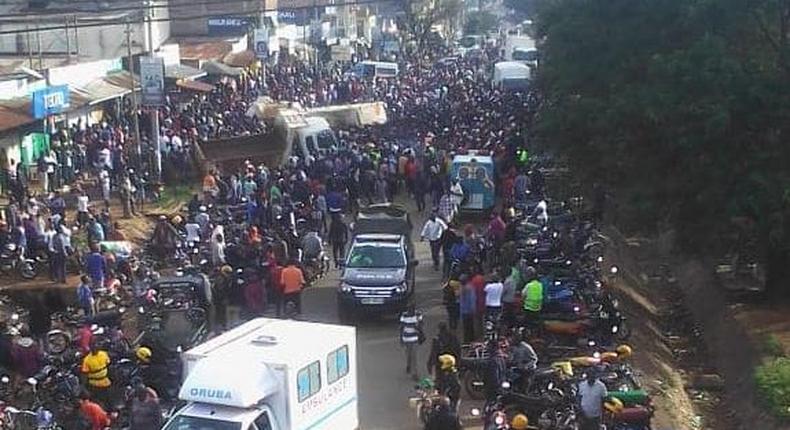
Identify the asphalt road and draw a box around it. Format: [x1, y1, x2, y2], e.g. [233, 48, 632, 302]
[298, 198, 473, 430]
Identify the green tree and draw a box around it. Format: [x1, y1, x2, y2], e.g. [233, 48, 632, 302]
[534, 0, 790, 296]
[397, 0, 464, 53]
[464, 11, 498, 35]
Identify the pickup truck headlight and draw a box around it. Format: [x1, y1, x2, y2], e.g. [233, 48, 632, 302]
[340, 283, 353, 293]
[395, 282, 408, 294]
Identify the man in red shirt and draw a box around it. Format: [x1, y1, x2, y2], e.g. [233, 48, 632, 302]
[280, 260, 305, 316]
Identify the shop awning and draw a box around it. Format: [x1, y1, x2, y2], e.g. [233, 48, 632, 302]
[165, 63, 207, 81]
[202, 60, 242, 77]
[79, 78, 131, 105]
[223, 50, 255, 68]
[103, 71, 140, 92]
[0, 101, 35, 133]
[176, 79, 215, 92]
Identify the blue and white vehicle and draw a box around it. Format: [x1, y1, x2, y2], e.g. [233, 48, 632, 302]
[163, 318, 358, 430]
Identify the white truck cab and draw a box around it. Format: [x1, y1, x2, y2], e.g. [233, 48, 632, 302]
[163, 318, 358, 430]
[275, 111, 338, 165]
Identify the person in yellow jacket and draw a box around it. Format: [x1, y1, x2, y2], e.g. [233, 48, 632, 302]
[81, 340, 111, 406]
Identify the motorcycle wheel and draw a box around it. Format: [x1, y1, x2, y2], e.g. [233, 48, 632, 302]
[462, 369, 486, 400]
[20, 263, 37, 280]
[616, 320, 632, 341]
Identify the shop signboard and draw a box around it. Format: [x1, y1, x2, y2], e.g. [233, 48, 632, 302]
[31, 85, 69, 119]
[140, 56, 165, 106]
[207, 16, 253, 36]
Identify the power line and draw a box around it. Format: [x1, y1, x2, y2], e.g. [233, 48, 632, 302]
[0, 0, 397, 35]
[0, 0, 381, 18]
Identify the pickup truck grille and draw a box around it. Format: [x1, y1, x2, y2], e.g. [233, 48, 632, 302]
[352, 287, 396, 298]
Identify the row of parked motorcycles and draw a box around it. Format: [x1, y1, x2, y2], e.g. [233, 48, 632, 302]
[0, 250, 208, 429]
[415, 184, 654, 429]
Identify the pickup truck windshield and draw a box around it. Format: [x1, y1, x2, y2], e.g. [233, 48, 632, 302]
[347, 244, 406, 268]
[163, 416, 241, 430]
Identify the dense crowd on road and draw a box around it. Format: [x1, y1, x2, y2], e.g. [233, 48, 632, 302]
[0, 27, 654, 430]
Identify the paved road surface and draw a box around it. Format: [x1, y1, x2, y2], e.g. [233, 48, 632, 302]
[299, 198, 475, 430]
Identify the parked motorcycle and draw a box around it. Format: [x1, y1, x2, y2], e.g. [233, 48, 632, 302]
[0, 244, 38, 280]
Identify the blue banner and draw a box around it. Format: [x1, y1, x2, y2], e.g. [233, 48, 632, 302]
[207, 16, 253, 36]
[31, 85, 69, 119]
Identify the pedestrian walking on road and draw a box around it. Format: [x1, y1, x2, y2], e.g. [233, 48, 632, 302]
[328, 214, 349, 268]
[420, 212, 447, 270]
[442, 276, 461, 330]
[398, 305, 424, 380]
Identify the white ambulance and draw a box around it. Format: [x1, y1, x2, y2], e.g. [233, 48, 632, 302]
[162, 318, 358, 430]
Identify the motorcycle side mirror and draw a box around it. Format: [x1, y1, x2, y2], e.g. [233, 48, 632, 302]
[470, 408, 481, 417]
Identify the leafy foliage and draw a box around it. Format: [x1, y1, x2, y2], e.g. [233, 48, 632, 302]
[397, 0, 464, 53]
[464, 11, 498, 35]
[755, 357, 790, 420]
[534, 0, 790, 294]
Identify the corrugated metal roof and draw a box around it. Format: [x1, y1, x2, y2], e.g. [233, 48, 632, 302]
[165, 63, 207, 81]
[80, 78, 130, 105]
[103, 71, 140, 92]
[0, 103, 34, 132]
[179, 40, 233, 61]
[202, 61, 243, 77]
[223, 50, 255, 68]
[176, 79, 215, 92]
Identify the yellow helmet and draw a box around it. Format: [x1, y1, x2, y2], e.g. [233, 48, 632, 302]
[604, 397, 624, 414]
[136, 346, 152, 363]
[511, 414, 529, 430]
[616, 344, 633, 359]
[438, 354, 456, 371]
[171, 215, 183, 225]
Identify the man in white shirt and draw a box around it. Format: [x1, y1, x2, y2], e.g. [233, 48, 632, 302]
[483, 272, 504, 323]
[533, 200, 549, 226]
[185, 221, 201, 245]
[577, 370, 608, 430]
[420, 212, 447, 270]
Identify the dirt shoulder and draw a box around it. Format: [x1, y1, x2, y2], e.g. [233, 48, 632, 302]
[607, 226, 782, 430]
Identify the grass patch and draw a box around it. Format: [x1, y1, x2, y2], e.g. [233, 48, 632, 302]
[755, 357, 790, 421]
[157, 185, 196, 211]
[762, 335, 786, 358]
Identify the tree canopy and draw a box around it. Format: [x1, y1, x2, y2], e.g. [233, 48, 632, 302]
[533, 0, 790, 294]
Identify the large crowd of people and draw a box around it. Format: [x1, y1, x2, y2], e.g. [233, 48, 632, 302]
[0, 29, 636, 430]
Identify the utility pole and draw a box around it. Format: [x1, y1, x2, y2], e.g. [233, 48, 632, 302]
[73, 16, 80, 58]
[65, 16, 70, 62]
[36, 24, 42, 70]
[145, 0, 162, 182]
[125, 18, 142, 159]
[26, 25, 32, 68]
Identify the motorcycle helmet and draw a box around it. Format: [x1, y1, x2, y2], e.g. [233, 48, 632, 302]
[616, 344, 633, 359]
[220, 265, 233, 275]
[438, 354, 456, 371]
[136, 346, 152, 363]
[511, 414, 529, 430]
[604, 397, 624, 414]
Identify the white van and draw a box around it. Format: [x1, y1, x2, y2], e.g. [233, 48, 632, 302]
[163, 318, 358, 430]
[492, 61, 531, 92]
[349, 61, 399, 79]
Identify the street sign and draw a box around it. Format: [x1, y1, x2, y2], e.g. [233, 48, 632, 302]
[254, 28, 269, 60]
[140, 56, 165, 106]
[31, 85, 70, 119]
